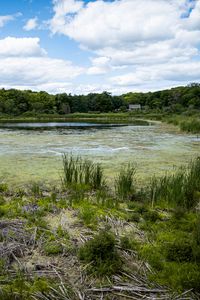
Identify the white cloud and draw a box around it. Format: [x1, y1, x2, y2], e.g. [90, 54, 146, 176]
[23, 17, 38, 31]
[87, 56, 111, 75]
[49, 0, 200, 92]
[0, 36, 83, 93]
[0, 37, 46, 57]
[111, 61, 200, 87]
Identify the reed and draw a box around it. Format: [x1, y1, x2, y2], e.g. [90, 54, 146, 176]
[114, 163, 136, 201]
[62, 154, 105, 189]
[148, 157, 200, 209]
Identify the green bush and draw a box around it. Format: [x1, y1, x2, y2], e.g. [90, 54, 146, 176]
[79, 230, 121, 276]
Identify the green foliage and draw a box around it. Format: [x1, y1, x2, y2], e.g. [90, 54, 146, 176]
[147, 158, 200, 210]
[79, 230, 121, 276]
[140, 244, 164, 271]
[43, 241, 63, 255]
[164, 237, 193, 262]
[0, 84, 200, 117]
[180, 118, 200, 133]
[143, 210, 161, 223]
[78, 204, 97, 228]
[120, 235, 138, 251]
[115, 164, 136, 201]
[0, 183, 8, 193]
[127, 211, 140, 223]
[30, 182, 42, 197]
[151, 262, 200, 292]
[62, 154, 105, 190]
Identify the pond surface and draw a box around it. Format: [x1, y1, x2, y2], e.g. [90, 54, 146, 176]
[0, 121, 199, 185]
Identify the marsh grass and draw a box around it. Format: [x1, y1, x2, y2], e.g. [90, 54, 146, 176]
[148, 157, 200, 209]
[165, 115, 200, 133]
[62, 154, 105, 190]
[115, 164, 136, 201]
[180, 118, 200, 133]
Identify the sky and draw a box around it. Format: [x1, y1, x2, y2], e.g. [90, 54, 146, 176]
[0, 0, 200, 95]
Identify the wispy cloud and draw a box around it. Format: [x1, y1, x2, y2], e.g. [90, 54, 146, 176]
[0, 12, 21, 28]
[23, 17, 38, 31]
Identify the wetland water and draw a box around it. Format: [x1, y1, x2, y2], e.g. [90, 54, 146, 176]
[0, 121, 199, 185]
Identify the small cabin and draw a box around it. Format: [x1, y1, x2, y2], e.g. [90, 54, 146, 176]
[128, 104, 141, 111]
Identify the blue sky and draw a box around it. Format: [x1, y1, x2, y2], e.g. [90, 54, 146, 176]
[0, 0, 200, 94]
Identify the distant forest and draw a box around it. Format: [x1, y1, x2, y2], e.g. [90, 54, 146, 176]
[0, 83, 199, 116]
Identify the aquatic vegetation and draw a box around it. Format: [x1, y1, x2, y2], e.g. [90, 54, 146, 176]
[115, 163, 136, 201]
[147, 157, 200, 209]
[62, 154, 105, 190]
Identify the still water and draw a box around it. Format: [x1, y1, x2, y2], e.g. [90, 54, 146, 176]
[0, 121, 199, 185]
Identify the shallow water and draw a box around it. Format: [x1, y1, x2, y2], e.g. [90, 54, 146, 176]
[0, 122, 199, 185]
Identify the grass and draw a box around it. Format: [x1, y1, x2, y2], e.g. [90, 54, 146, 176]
[164, 114, 200, 133]
[147, 157, 200, 209]
[115, 163, 136, 201]
[62, 154, 105, 190]
[0, 155, 200, 297]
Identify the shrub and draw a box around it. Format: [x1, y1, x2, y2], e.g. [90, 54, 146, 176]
[79, 230, 121, 276]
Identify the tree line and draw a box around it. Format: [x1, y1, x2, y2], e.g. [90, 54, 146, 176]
[0, 83, 199, 116]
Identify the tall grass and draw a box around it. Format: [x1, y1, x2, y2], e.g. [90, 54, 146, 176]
[115, 164, 136, 201]
[62, 154, 105, 189]
[180, 118, 200, 133]
[148, 157, 200, 209]
[165, 115, 200, 134]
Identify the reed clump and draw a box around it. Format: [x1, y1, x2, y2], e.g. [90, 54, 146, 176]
[62, 154, 105, 189]
[148, 157, 200, 209]
[114, 163, 136, 201]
